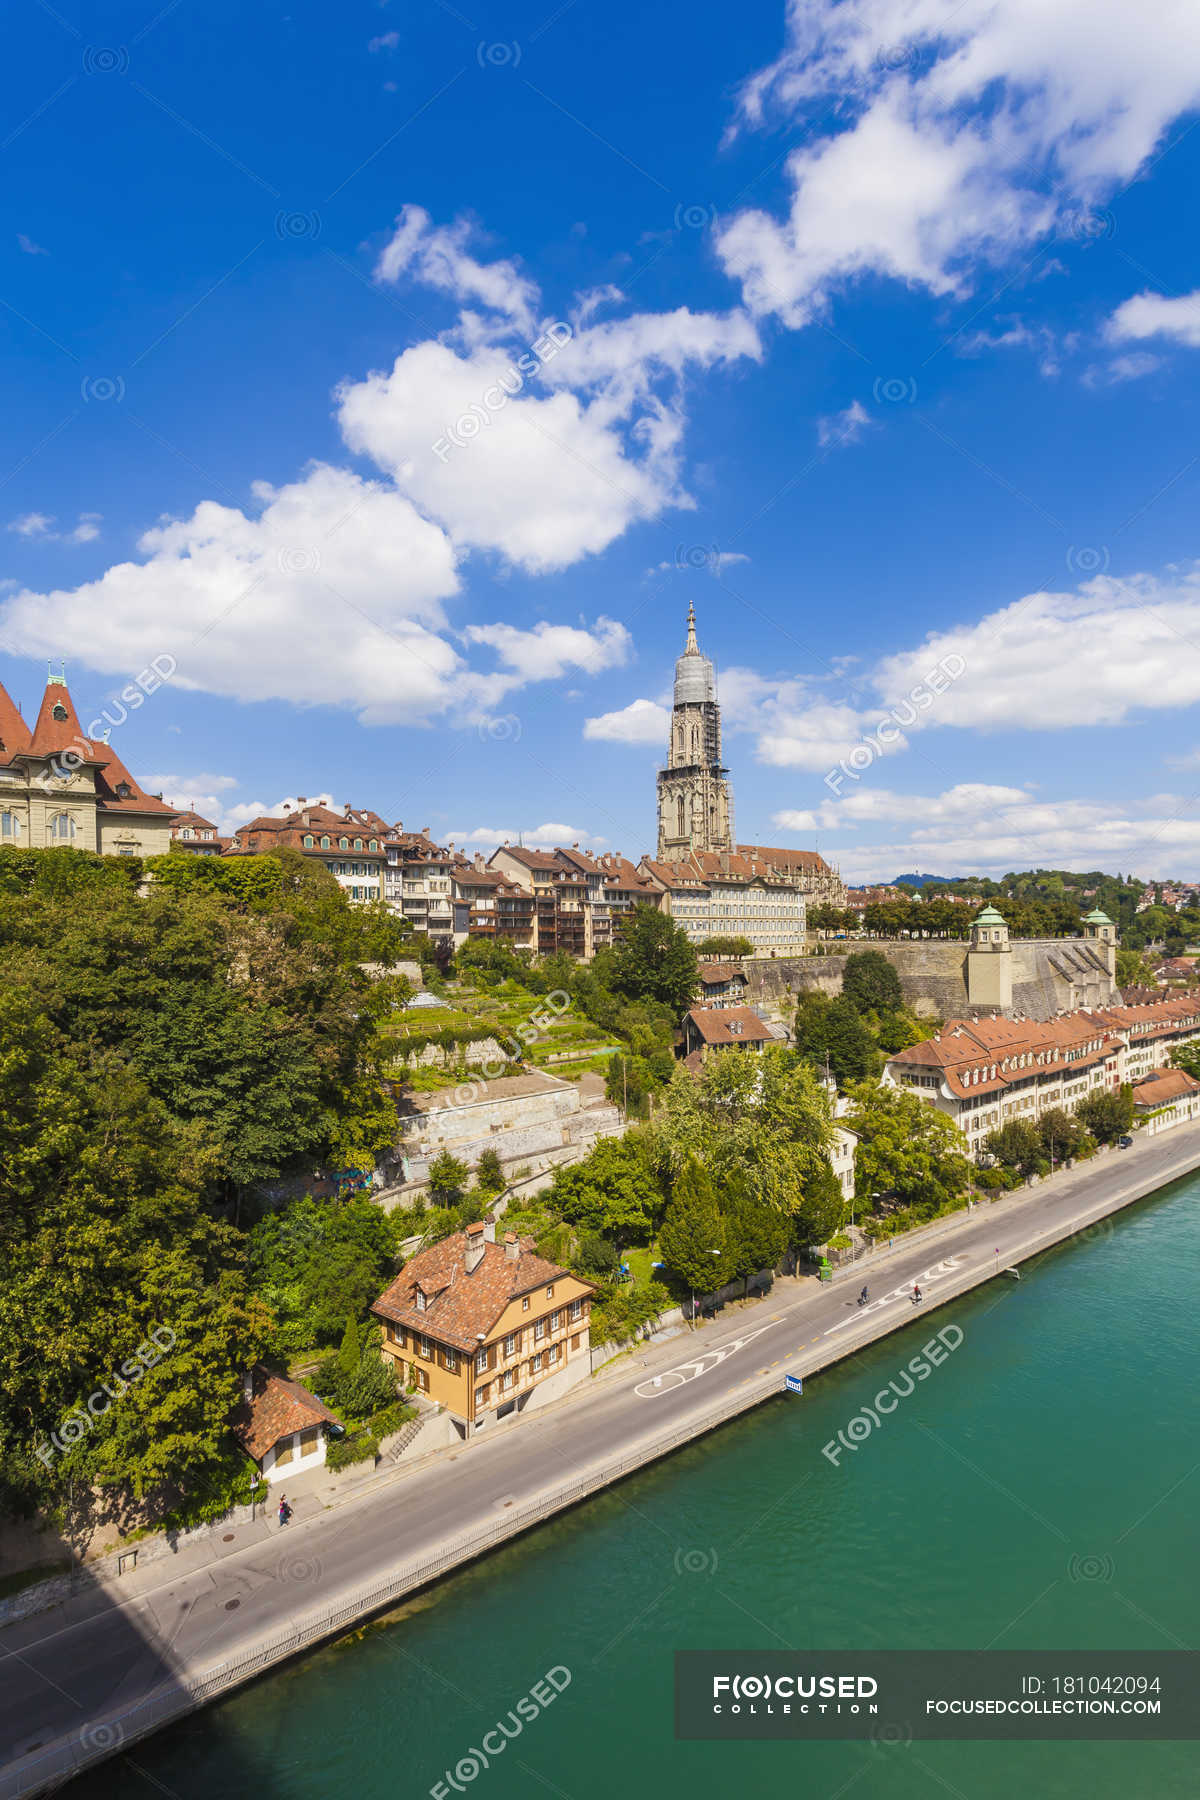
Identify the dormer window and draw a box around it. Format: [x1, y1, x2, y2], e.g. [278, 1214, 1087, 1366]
[369, 839, 378, 851]
[303, 834, 314, 847]
[321, 835, 330, 848]
[354, 838, 363, 850]
[339, 837, 349, 849]
[115, 781, 132, 800]
[414, 1289, 426, 1312]
[51, 702, 68, 722]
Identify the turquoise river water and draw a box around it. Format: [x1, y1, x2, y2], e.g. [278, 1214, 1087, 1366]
[80, 1172, 1200, 1800]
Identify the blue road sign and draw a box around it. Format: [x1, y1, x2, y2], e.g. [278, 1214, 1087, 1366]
[784, 1373, 803, 1394]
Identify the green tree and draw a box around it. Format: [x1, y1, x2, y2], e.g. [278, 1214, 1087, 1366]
[984, 1119, 1045, 1177]
[335, 1314, 361, 1387]
[723, 1185, 790, 1294]
[0, 993, 269, 1511]
[841, 950, 903, 1016]
[609, 905, 698, 1014]
[427, 1151, 470, 1208]
[847, 1083, 971, 1212]
[694, 935, 754, 959]
[1037, 1107, 1090, 1165]
[473, 1148, 506, 1197]
[658, 1159, 727, 1293]
[549, 1137, 659, 1245]
[573, 1231, 621, 1278]
[792, 1159, 847, 1249]
[1076, 1087, 1134, 1144]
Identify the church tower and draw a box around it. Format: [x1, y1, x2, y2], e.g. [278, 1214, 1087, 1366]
[656, 602, 733, 860]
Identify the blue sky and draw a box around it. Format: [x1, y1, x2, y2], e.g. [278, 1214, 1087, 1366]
[4, 0, 1200, 881]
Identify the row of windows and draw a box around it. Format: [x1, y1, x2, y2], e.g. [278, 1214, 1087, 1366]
[323, 862, 380, 878]
[476, 1342, 564, 1404]
[2, 811, 75, 839]
[302, 833, 380, 851]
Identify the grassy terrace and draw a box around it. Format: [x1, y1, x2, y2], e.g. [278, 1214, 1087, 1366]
[377, 977, 616, 1088]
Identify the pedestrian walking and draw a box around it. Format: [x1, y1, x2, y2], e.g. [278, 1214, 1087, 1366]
[278, 1493, 288, 1528]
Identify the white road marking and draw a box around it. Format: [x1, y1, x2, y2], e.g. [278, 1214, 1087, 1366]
[633, 1322, 781, 1397]
[823, 1257, 970, 1336]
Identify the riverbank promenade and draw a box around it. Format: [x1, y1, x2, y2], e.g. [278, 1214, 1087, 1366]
[3, 1123, 1199, 1798]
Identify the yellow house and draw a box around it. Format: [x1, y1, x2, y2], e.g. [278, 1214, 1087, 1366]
[372, 1222, 595, 1437]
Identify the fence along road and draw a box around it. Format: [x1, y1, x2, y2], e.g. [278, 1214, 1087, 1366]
[4, 1123, 1200, 1799]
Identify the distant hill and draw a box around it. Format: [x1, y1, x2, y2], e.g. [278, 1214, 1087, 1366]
[890, 872, 958, 888]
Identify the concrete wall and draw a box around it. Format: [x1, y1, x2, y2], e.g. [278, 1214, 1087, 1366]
[745, 937, 1117, 1021]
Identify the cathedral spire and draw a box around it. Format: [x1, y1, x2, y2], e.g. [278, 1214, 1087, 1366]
[684, 599, 699, 655]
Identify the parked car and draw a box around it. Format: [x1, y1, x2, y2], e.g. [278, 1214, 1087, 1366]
[1118, 1135, 1134, 1149]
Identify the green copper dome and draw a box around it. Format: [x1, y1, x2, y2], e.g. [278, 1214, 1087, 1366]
[974, 904, 1007, 927]
[1084, 907, 1114, 926]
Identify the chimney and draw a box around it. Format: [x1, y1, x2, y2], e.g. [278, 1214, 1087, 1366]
[465, 1222, 486, 1273]
[242, 1368, 255, 1403]
[483, 1215, 497, 1243]
[504, 1231, 519, 1262]
[297, 796, 307, 806]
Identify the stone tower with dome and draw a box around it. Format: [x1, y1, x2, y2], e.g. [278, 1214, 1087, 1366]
[656, 601, 734, 860]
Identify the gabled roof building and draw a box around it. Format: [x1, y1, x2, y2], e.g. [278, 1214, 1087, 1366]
[0, 669, 177, 858]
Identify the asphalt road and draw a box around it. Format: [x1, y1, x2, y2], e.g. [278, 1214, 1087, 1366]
[3, 1124, 1198, 1796]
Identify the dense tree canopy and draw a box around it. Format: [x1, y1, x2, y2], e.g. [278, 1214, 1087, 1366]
[608, 905, 699, 1014]
[841, 950, 903, 1016]
[847, 1083, 971, 1212]
[0, 992, 270, 1512]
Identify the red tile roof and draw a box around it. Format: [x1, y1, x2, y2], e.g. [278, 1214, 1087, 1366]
[372, 1229, 591, 1354]
[26, 680, 94, 759]
[888, 997, 1200, 1101]
[685, 1005, 775, 1046]
[1131, 1067, 1200, 1106]
[0, 682, 30, 762]
[231, 1366, 342, 1463]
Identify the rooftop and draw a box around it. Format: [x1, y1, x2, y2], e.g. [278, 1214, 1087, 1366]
[372, 1228, 591, 1354]
[231, 1366, 341, 1463]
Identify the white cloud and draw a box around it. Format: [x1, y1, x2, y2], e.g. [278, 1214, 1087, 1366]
[342, 208, 760, 574]
[781, 783, 1200, 884]
[449, 823, 607, 849]
[0, 463, 632, 726]
[0, 464, 464, 724]
[720, 0, 1200, 327]
[368, 32, 400, 52]
[464, 617, 630, 683]
[6, 511, 101, 543]
[954, 319, 1070, 376]
[17, 233, 47, 256]
[583, 697, 671, 744]
[874, 567, 1200, 731]
[817, 399, 873, 447]
[3, 205, 758, 721]
[137, 772, 246, 831]
[374, 204, 539, 333]
[1107, 288, 1200, 349]
[1083, 350, 1163, 385]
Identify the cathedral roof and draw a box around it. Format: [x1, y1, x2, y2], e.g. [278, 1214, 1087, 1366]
[673, 601, 717, 707]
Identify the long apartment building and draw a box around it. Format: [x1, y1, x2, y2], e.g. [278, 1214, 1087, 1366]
[372, 1219, 594, 1438]
[883, 995, 1200, 1159]
[488, 844, 663, 958]
[639, 847, 823, 957]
